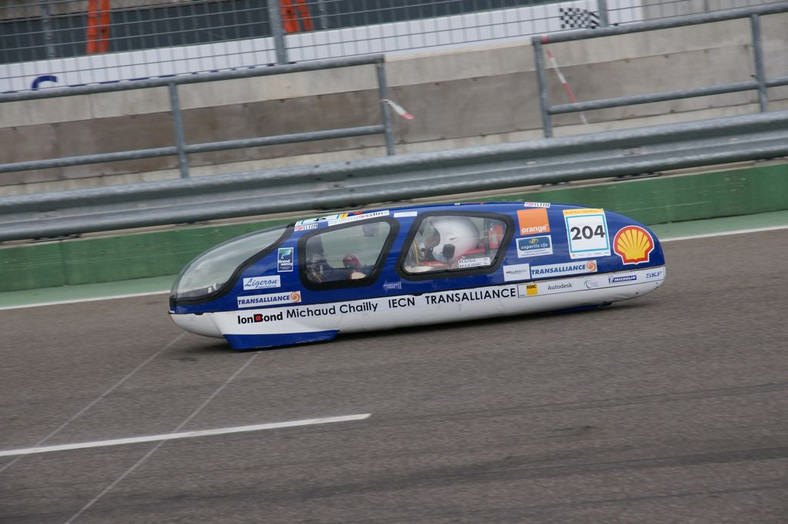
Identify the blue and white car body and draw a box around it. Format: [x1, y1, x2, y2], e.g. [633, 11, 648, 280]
[169, 202, 666, 350]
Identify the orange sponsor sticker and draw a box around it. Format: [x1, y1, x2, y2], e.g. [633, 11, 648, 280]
[517, 208, 550, 235]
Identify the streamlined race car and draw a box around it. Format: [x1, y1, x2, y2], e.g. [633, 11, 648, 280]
[169, 202, 666, 350]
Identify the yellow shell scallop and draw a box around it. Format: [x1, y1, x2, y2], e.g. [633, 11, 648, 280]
[614, 226, 653, 264]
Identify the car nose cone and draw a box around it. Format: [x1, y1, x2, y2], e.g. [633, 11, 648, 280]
[170, 313, 223, 338]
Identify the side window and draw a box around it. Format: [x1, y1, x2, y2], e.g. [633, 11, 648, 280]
[403, 215, 507, 275]
[303, 221, 392, 284]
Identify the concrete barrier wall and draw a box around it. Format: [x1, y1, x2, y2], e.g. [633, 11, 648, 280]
[1, 13, 786, 196]
[1, 162, 787, 293]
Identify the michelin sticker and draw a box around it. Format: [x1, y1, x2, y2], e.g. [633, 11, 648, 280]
[609, 274, 638, 284]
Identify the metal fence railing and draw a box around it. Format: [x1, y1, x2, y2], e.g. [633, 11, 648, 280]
[532, 3, 788, 137]
[2, 110, 787, 242]
[0, 54, 397, 180]
[1, 0, 780, 93]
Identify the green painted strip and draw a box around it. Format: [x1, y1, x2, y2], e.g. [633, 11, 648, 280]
[651, 209, 788, 238]
[0, 275, 175, 310]
[0, 218, 294, 292]
[1, 163, 786, 293]
[2, 211, 788, 310]
[487, 163, 788, 224]
[0, 241, 66, 290]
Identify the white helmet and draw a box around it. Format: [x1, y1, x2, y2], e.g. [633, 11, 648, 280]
[428, 217, 480, 263]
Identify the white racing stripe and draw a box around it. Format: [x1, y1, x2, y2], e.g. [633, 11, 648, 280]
[660, 224, 788, 242]
[0, 290, 169, 311]
[0, 414, 371, 458]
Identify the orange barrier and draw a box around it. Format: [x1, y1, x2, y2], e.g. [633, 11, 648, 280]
[86, 0, 110, 54]
[281, 0, 313, 33]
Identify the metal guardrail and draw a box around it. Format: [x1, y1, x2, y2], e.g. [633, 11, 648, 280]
[1, 5, 786, 243]
[532, 3, 788, 137]
[0, 54, 396, 179]
[1, 110, 787, 242]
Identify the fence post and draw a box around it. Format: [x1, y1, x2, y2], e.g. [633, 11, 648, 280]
[168, 83, 190, 179]
[597, 0, 610, 28]
[532, 38, 553, 138]
[375, 61, 396, 156]
[38, 0, 57, 59]
[750, 14, 768, 112]
[316, 0, 329, 30]
[268, 1, 289, 65]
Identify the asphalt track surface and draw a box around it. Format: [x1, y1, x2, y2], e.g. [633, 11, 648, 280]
[1, 230, 787, 523]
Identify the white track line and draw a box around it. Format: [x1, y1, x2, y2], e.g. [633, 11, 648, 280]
[0, 332, 186, 474]
[660, 224, 788, 242]
[65, 351, 261, 523]
[0, 290, 169, 311]
[0, 414, 371, 458]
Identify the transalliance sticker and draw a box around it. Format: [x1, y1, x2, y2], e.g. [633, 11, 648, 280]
[531, 260, 597, 277]
[238, 291, 301, 308]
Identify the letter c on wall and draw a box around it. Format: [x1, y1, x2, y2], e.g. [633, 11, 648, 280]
[32, 75, 58, 90]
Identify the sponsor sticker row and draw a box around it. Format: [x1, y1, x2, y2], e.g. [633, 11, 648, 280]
[516, 206, 658, 266]
[294, 210, 392, 231]
[232, 266, 664, 324]
[236, 285, 521, 316]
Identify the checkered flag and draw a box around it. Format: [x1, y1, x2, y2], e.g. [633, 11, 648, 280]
[559, 7, 600, 29]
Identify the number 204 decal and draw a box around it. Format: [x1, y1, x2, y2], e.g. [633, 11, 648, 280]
[570, 224, 606, 241]
[563, 209, 611, 260]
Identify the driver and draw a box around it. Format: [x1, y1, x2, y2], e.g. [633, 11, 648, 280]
[425, 217, 481, 265]
[305, 253, 331, 282]
[408, 217, 481, 271]
[306, 252, 367, 282]
[342, 254, 367, 279]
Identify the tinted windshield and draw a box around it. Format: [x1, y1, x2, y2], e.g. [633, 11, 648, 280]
[171, 226, 288, 302]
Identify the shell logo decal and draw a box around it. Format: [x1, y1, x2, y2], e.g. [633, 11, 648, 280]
[614, 226, 654, 264]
